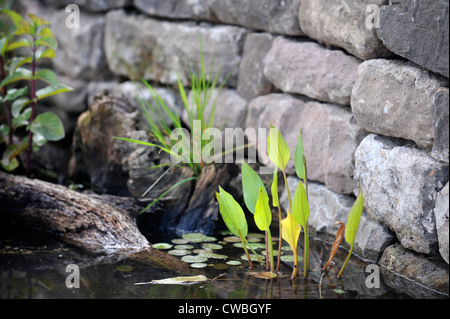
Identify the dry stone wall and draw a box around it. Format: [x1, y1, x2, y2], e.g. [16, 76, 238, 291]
[17, 0, 448, 289]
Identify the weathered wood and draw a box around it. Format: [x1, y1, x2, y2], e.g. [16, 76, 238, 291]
[0, 170, 150, 255]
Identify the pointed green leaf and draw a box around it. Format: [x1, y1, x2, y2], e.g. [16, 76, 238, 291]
[6, 38, 33, 51]
[291, 180, 310, 228]
[14, 19, 33, 35]
[216, 187, 248, 238]
[267, 124, 290, 170]
[12, 107, 31, 128]
[2, 87, 28, 102]
[294, 128, 306, 180]
[0, 9, 23, 27]
[254, 187, 271, 231]
[271, 168, 279, 207]
[29, 112, 65, 141]
[344, 190, 364, 246]
[11, 97, 31, 117]
[241, 162, 267, 214]
[28, 13, 50, 30]
[36, 47, 55, 62]
[8, 56, 32, 74]
[36, 83, 73, 100]
[35, 36, 57, 50]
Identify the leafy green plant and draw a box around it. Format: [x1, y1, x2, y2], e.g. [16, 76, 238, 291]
[0, 9, 72, 174]
[114, 36, 227, 211]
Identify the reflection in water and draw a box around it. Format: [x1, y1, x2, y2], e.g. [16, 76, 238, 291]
[0, 228, 443, 299]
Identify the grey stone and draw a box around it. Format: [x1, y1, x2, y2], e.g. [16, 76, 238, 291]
[376, 0, 449, 78]
[264, 37, 361, 106]
[208, 0, 303, 36]
[435, 183, 449, 263]
[355, 134, 449, 255]
[245, 93, 365, 194]
[133, 0, 212, 20]
[237, 33, 275, 102]
[432, 88, 449, 163]
[42, 0, 130, 12]
[280, 177, 394, 262]
[351, 59, 444, 149]
[105, 10, 246, 87]
[298, 0, 391, 60]
[379, 243, 449, 295]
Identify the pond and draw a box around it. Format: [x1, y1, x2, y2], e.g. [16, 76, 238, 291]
[3, 225, 446, 301]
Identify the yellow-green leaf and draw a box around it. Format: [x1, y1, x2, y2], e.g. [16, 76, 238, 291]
[271, 168, 279, 207]
[267, 123, 290, 170]
[241, 162, 267, 214]
[294, 128, 306, 180]
[254, 187, 271, 231]
[291, 180, 309, 228]
[344, 190, 364, 246]
[216, 187, 248, 238]
[281, 210, 301, 253]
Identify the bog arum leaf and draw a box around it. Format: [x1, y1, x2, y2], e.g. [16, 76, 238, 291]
[271, 168, 279, 207]
[280, 210, 301, 254]
[216, 187, 248, 238]
[267, 124, 290, 170]
[291, 180, 309, 228]
[323, 222, 345, 271]
[241, 162, 267, 214]
[345, 189, 364, 246]
[294, 128, 306, 180]
[254, 187, 271, 231]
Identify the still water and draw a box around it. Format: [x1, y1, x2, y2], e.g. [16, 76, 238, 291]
[0, 228, 445, 299]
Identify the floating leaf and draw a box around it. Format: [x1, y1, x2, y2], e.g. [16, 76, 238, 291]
[174, 244, 194, 250]
[190, 263, 208, 269]
[167, 249, 191, 256]
[249, 272, 277, 279]
[291, 180, 310, 228]
[152, 243, 173, 250]
[171, 238, 189, 244]
[226, 260, 241, 266]
[323, 222, 345, 271]
[241, 162, 267, 214]
[201, 243, 223, 250]
[181, 255, 208, 263]
[267, 123, 290, 170]
[137, 275, 209, 286]
[223, 236, 241, 243]
[280, 255, 303, 263]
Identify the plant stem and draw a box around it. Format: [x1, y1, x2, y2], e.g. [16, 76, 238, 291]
[276, 204, 282, 271]
[337, 244, 353, 279]
[238, 229, 254, 269]
[291, 243, 299, 278]
[281, 168, 292, 211]
[26, 40, 37, 177]
[267, 229, 274, 273]
[303, 224, 309, 278]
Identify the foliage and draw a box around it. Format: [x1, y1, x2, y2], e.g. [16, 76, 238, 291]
[0, 8, 72, 175]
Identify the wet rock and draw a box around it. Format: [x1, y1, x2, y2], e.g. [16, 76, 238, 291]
[379, 243, 449, 296]
[105, 9, 247, 86]
[376, 0, 449, 78]
[298, 0, 391, 60]
[435, 183, 449, 263]
[355, 134, 449, 255]
[264, 37, 361, 106]
[237, 32, 275, 102]
[351, 59, 445, 149]
[432, 88, 449, 163]
[280, 177, 394, 262]
[245, 93, 365, 194]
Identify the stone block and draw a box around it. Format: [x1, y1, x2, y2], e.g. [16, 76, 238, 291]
[376, 0, 449, 78]
[298, 0, 391, 60]
[435, 183, 449, 263]
[355, 134, 449, 255]
[351, 59, 444, 149]
[432, 88, 449, 162]
[264, 37, 361, 106]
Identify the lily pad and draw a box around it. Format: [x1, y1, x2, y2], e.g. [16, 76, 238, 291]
[202, 243, 223, 250]
[280, 255, 303, 262]
[182, 232, 207, 243]
[198, 252, 228, 260]
[168, 249, 191, 256]
[174, 244, 195, 250]
[226, 260, 241, 266]
[153, 243, 173, 249]
[223, 236, 241, 243]
[190, 263, 208, 269]
[181, 255, 208, 263]
[172, 238, 190, 244]
[240, 254, 263, 262]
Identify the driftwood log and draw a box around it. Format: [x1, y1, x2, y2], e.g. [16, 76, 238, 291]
[0, 170, 151, 255]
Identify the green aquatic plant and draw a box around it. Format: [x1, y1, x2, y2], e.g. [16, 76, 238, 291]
[0, 9, 72, 175]
[216, 186, 262, 269]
